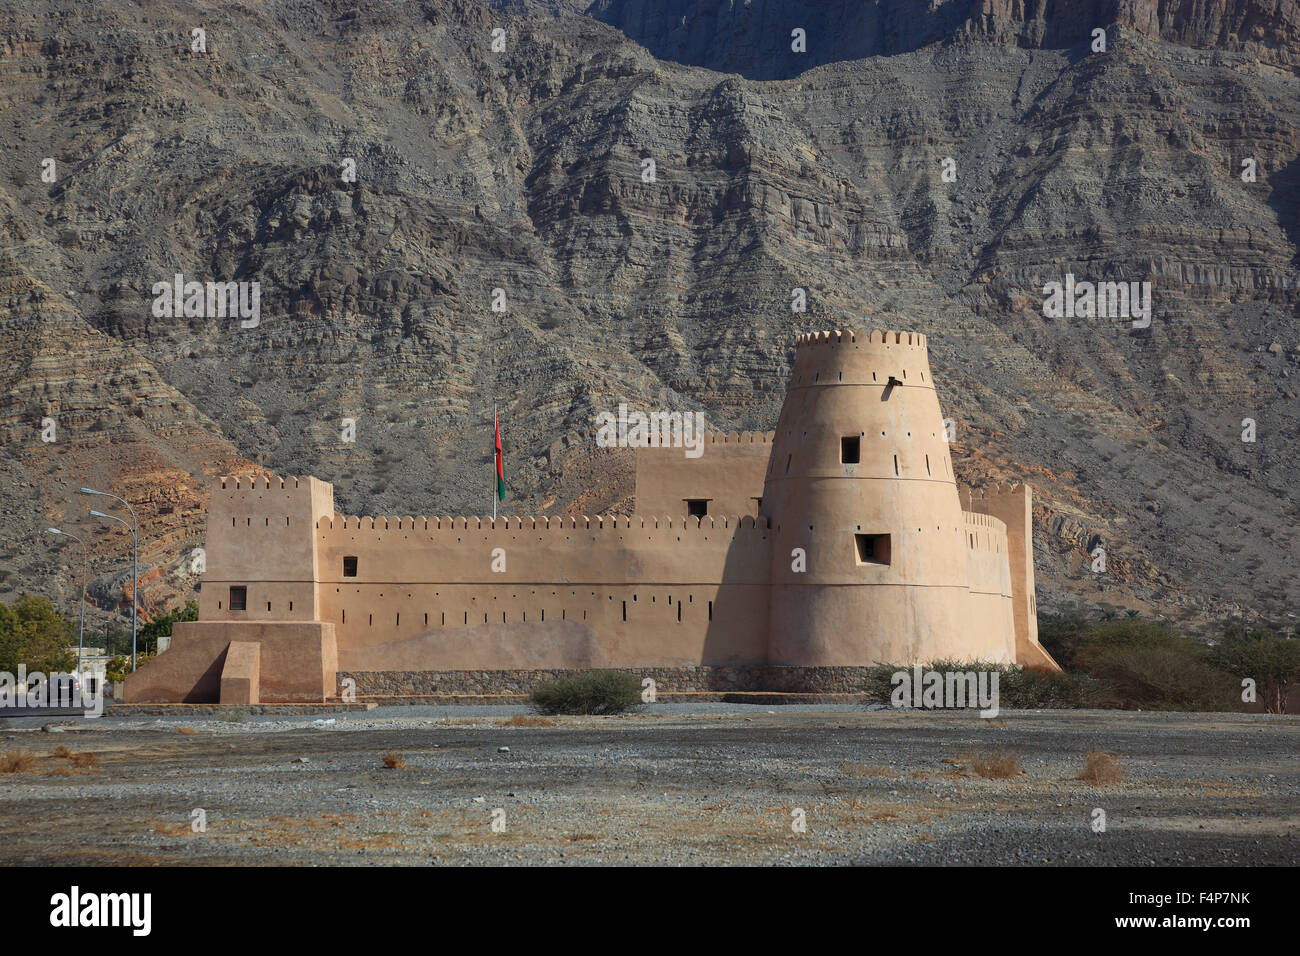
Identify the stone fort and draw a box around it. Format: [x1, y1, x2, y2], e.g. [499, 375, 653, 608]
[125, 329, 1058, 703]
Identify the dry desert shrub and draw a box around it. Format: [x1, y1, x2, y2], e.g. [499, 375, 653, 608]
[51, 745, 73, 759]
[0, 751, 37, 774]
[501, 715, 556, 727]
[963, 750, 1023, 779]
[177, 727, 198, 735]
[71, 752, 98, 769]
[380, 752, 406, 770]
[841, 761, 895, 778]
[1078, 750, 1123, 784]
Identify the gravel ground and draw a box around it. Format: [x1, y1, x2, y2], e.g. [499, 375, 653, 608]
[0, 707, 1296, 866]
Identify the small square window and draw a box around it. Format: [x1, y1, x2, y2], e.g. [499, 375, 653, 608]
[686, 499, 708, 518]
[228, 586, 247, 611]
[343, 556, 358, 577]
[854, 533, 891, 566]
[841, 436, 860, 464]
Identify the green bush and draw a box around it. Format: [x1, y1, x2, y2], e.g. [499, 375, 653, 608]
[530, 670, 643, 715]
[0, 595, 75, 675]
[861, 659, 1099, 709]
[137, 601, 198, 655]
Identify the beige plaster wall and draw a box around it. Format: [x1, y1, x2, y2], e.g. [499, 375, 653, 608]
[123, 620, 336, 703]
[316, 514, 772, 669]
[634, 432, 774, 518]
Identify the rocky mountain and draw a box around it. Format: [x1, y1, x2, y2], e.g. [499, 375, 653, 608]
[1, 0, 1297, 636]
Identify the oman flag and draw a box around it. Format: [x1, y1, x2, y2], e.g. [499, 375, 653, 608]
[494, 408, 505, 501]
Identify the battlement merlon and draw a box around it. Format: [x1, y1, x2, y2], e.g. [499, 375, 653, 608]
[795, 329, 928, 350]
[790, 329, 936, 390]
[315, 513, 772, 533]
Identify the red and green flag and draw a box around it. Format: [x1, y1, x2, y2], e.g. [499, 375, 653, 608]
[494, 408, 505, 501]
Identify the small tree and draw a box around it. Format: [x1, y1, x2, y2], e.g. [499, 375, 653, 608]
[0, 595, 75, 675]
[105, 650, 156, 684]
[1211, 628, 1300, 714]
[136, 600, 198, 654]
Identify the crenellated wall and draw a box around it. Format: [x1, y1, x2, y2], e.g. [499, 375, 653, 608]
[960, 483, 1058, 670]
[125, 330, 1055, 702]
[962, 511, 1015, 664]
[313, 510, 772, 670]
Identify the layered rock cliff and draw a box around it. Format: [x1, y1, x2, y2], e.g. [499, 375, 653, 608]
[1, 0, 1296, 635]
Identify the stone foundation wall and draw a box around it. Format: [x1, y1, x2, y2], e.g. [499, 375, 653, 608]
[339, 665, 874, 696]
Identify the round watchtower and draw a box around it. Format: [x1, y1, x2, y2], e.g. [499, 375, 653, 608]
[761, 329, 1014, 669]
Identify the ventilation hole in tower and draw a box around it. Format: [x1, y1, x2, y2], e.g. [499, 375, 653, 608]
[894, 455, 899, 475]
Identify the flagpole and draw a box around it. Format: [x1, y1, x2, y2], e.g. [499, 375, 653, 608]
[493, 402, 497, 522]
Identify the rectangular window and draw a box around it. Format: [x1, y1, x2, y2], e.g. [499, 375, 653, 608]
[854, 533, 891, 566]
[229, 586, 247, 611]
[841, 436, 860, 464]
[343, 556, 358, 577]
[686, 499, 709, 517]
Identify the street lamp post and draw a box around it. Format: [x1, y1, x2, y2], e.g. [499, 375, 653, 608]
[84, 488, 138, 672]
[46, 528, 88, 685]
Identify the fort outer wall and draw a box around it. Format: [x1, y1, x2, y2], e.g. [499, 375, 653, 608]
[961, 484, 1060, 670]
[313, 510, 772, 673]
[125, 474, 778, 703]
[762, 330, 1019, 670]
